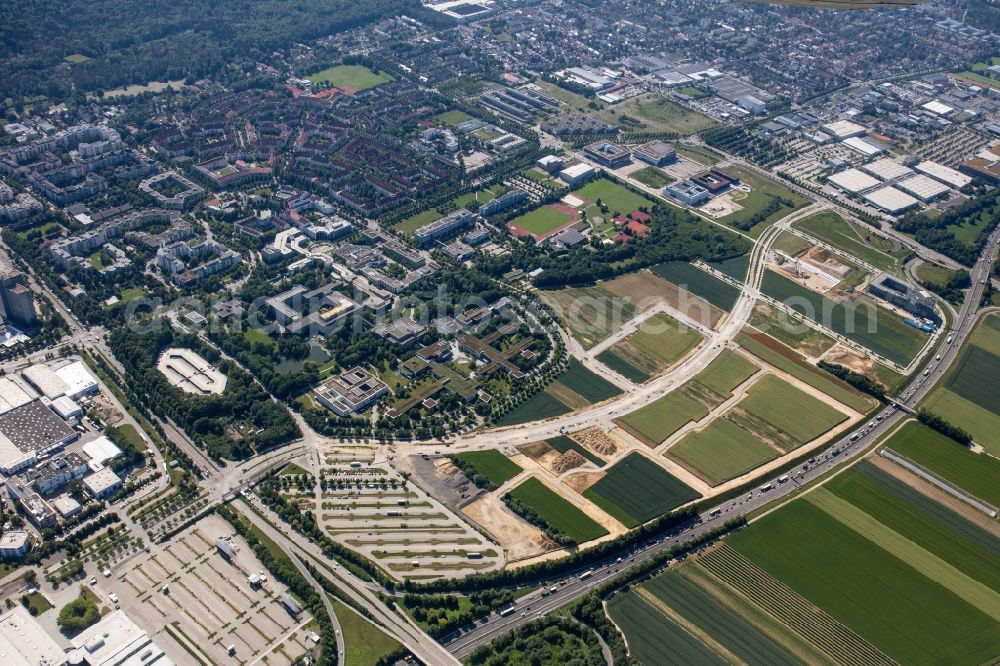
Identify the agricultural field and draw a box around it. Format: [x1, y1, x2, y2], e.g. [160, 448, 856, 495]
[452, 450, 523, 487]
[592, 94, 718, 136]
[305, 64, 393, 91]
[794, 212, 909, 275]
[749, 303, 836, 359]
[737, 330, 877, 413]
[574, 177, 657, 217]
[708, 253, 750, 282]
[923, 314, 1000, 455]
[727, 492, 1000, 664]
[519, 435, 605, 468]
[507, 477, 608, 542]
[650, 262, 741, 311]
[601, 271, 725, 328]
[615, 350, 759, 446]
[541, 284, 637, 349]
[582, 452, 701, 527]
[494, 357, 620, 426]
[761, 270, 927, 367]
[734, 374, 848, 448]
[597, 313, 703, 383]
[882, 420, 1000, 507]
[631, 165, 675, 188]
[717, 167, 810, 238]
[667, 417, 781, 485]
[606, 592, 729, 666]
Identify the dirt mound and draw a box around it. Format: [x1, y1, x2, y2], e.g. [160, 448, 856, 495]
[435, 459, 460, 475]
[823, 346, 876, 376]
[564, 470, 606, 493]
[572, 427, 616, 458]
[552, 450, 587, 474]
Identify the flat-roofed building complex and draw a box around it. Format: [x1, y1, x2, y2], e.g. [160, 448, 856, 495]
[266, 284, 361, 337]
[897, 174, 950, 201]
[667, 180, 711, 206]
[862, 158, 914, 182]
[828, 168, 881, 194]
[0, 530, 30, 560]
[0, 606, 67, 666]
[314, 367, 389, 416]
[583, 141, 632, 169]
[915, 160, 972, 189]
[863, 186, 919, 214]
[558, 163, 595, 185]
[70, 610, 174, 666]
[414, 208, 477, 246]
[633, 141, 677, 167]
[0, 399, 78, 474]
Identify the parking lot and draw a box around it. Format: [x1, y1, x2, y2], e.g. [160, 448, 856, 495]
[103, 514, 318, 666]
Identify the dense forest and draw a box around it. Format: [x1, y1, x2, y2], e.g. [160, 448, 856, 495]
[894, 190, 1000, 266]
[0, 0, 419, 103]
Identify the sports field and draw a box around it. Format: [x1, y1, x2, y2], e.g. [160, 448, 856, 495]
[574, 177, 655, 216]
[597, 313, 702, 382]
[883, 420, 1000, 507]
[453, 450, 522, 487]
[541, 285, 637, 349]
[306, 64, 393, 91]
[761, 270, 927, 367]
[583, 452, 701, 527]
[728, 495, 1000, 664]
[794, 212, 908, 275]
[924, 314, 1000, 455]
[508, 478, 608, 542]
[735, 374, 847, 447]
[737, 331, 876, 413]
[508, 204, 575, 239]
[667, 417, 779, 485]
[650, 262, 741, 311]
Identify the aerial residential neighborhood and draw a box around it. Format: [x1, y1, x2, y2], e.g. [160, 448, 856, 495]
[0, 0, 999, 664]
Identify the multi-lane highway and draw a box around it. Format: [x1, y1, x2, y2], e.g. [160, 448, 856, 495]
[444, 223, 1000, 658]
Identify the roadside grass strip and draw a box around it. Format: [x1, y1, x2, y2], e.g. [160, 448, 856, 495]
[728, 502, 1000, 665]
[667, 418, 780, 485]
[885, 421, 1000, 507]
[582, 452, 701, 527]
[606, 591, 728, 665]
[807, 488, 1000, 620]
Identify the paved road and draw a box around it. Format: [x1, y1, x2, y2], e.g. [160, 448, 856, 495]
[444, 224, 1000, 657]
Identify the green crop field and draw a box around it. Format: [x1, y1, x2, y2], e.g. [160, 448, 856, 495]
[631, 166, 675, 188]
[508, 205, 574, 237]
[883, 421, 1000, 507]
[729, 500, 1000, 665]
[508, 478, 608, 542]
[761, 270, 927, 366]
[306, 64, 393, 90]
[583, 452, 700, 527]
[651, 262, 741, 311]
[598, 314, 702, 382]
[719, 167, 810, 238]
[606, 592, 728, 665]
[694, 349, 759, 396]
[555, 357, 622, 403]
[453, 450, 522, 487]
[494, 390, 572, 426]
[541, 285, 637, 349]
[643, 573, 802, 665]
[708, 254, 750, 281]
[667, 418, 780, 485]
[736, 374, 847, 445]
[574, 177, 655, 215]
[596, 347, 652, 383]
[616, 390, 710, 446]
[737, 332, 875, 413]
[794, 212, 909, 275]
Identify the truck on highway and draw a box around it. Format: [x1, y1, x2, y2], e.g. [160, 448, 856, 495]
[778, 475, 789, 484]
[579, 570, 594, 581]
[499, 606, 516, 617]
[947, 334, 954, 344]
[709, 508, 722, 517]
[759, 482, 774, 492]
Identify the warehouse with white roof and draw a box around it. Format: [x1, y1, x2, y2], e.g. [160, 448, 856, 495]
[0, 606, 67, 666]
[828, 168, 880, 193]
[843, 136, 884, 157]
[862, 158, 914, 182]
[915, 160, 972, 189]
[864, 186, 919, 214]
[897, 174, 951, 202]
[822, 120, 867, 140]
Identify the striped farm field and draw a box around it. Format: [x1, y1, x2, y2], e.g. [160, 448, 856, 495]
[666, 417, 780, 485]
[606, 591, 728, 665]
[693, 349, 759, 396]
[734, 374, 848, 447]
[598, 313, 703, 382]
[541, 285, 637, 349]
[507, 478, 608, 543]
[651, 262, 741, 311]
[583, 453, 700, 527]
[728, 500, 1000, 664]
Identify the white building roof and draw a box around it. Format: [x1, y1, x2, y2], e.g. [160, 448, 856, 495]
[82, 436, 123, 465]
[71, 610, 173, 666]
[862, 158, 914, 182]
[842, 136, 884, 157]
[0, 431, 35, 475]
[922, 100, 954, 116]
[0, 606, 67, 666]
[915, 160, 972, 189]
[21, 365, 68, 400]
[822, 120, 866, 139]
[50, 396, 82, 420]
[83, 467, 121, 496]
[828, 168, 881, 193]
[0, 377, 36, 415]
[54, 360, 98, 399]
[897, 174, 951, 201]
[560, 163, 594, 179]
[864, 186, 919, 213]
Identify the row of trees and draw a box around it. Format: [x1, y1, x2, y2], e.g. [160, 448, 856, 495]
[818, 361, 887, 401]
[917, 409, 973, 446]
[895, 190, 1000, 267]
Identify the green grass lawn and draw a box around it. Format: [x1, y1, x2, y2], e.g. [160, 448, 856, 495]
[494, 390, 572, 426]
[508, 477, 608, 542]
[616, 391, 710, 446]
[676, 145, 722, 166]
[436, 109, 473, 126]
[508, 205, 574, 237]
[574, 177, 655, 216]
[693, 349, 759, 395]
[730, 499, 1000, 665]
[63, 53, 91, 63]
[453, 450, 522, 487]
[794, 212, 908, 276]
[651, 262, 741, 311]
[719, 167, 810, 238]
[667, 417, 780, 485]
[395, 209, 442, 236]
[915, 261, 960, 289]
[631, 166, 675, 188]
[598, 95, 717, 135]
[883, 420, 1000, 507]
[333, 598, 402, 666]
[244, 327, 273, 348]
[761, 270, 927, 367]
[306, 64, 392, 90]
[737, 374, 847, 445]
[599, 313, 702, 382]
[583, 452, 701, 526]
[24, 591, 52, 615]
